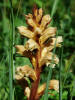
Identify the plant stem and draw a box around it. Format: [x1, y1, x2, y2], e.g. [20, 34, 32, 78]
[29, 69, 40, 100]
[29, 50, 41, 100]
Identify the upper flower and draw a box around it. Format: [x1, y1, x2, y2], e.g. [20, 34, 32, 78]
[16, 6, 63, 69]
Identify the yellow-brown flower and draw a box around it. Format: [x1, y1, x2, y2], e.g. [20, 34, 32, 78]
[15, 6, 63, 100]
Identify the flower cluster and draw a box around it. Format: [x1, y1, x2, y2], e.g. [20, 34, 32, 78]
[15, 6, 62, 100]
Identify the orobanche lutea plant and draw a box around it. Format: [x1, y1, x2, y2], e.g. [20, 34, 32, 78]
[15, 6, 63, 100]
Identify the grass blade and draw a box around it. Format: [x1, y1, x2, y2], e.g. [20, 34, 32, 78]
[9, 0, 15, 100]
[51, 0, 59, 18]
[59, 46, 63, 100]
[44, 67, 52, 100]
[50, 0, 59, 25]
[44, 31, 58, 100]
[62, 55, 74, 88]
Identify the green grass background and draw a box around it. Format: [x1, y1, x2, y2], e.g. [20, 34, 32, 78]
[0, 0, 75, 100]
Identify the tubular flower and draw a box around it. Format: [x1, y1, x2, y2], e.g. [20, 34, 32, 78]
[15, 6, 63, 100]
[36, 80, 59, 99]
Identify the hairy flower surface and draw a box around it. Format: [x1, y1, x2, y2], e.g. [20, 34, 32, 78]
[15, 6, 63, 100]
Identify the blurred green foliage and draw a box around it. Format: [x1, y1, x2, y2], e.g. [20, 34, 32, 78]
[0, 0, 75, 100]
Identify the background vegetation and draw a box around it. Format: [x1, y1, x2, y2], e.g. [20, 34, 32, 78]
[0, 0, 75, 100]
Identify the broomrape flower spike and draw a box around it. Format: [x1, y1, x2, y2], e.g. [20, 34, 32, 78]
[15, 5, 63, 100]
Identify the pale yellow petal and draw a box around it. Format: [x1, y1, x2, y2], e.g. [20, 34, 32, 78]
[15, 65, 37, 81]
[25, 13, 33, 19]
[34, 27, 42, 35]
[31, 57, 36, 68]
[45, 53, 59, 65]
[15, 74, 23, 80]
[40, 15, 51, 31]
[36, 8, 43, 23]
[37, 83, 46, 97]
[51, 36, 63, 47]
[46, 63, 55, 68]
[41, 46, 54, 58]
[41, 47, 48, 58]
[39, 27, 57, 44]
[17, 26, 34, 38]
[15, 45, 25, 55]
[26, 17, 37, 29]
[37, 80, 59, 97]
[41, 27, 57, 35]
[24, 87, 30, 98]
[39, 52, 59, 67]
[49, 80, 59, 92]
[25, 39, 40, 51]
